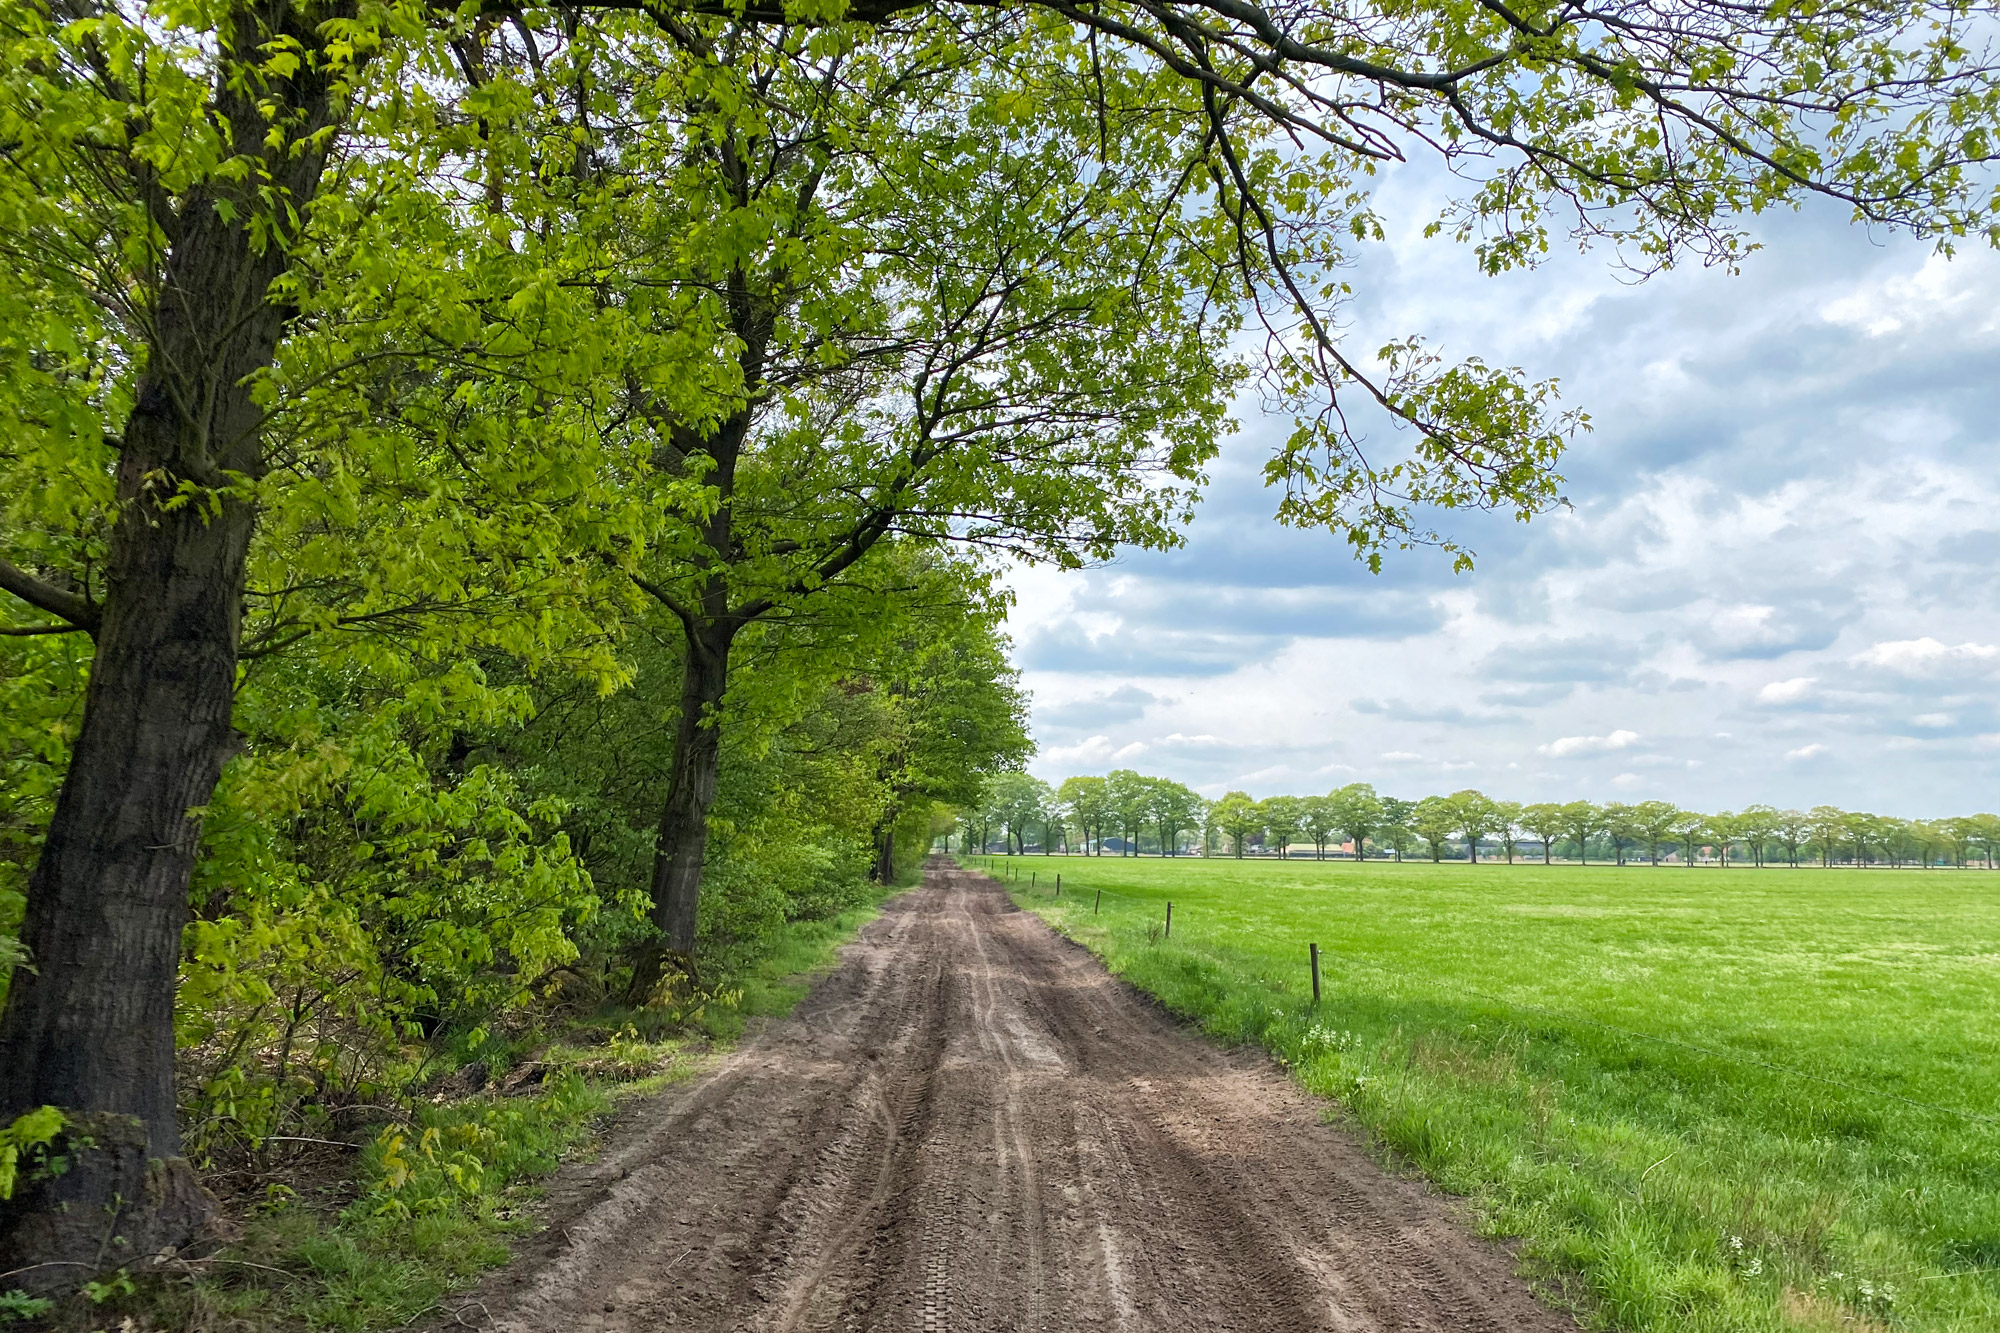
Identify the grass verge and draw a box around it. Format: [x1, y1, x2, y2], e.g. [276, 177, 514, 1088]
[38, 893, 894, 1333]
[983, 853, 2000, 1333]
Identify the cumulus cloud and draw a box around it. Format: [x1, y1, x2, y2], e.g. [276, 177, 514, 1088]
[1757, 677, 1818, 704]
[1539, 729, 1641, 758]
[1854, 638, 1999, 675]
[1012, 185, 2000, 812]
[1692, 602, 1844, 661]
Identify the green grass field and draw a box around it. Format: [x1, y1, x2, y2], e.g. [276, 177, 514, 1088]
[978, 853, 2000, 1333]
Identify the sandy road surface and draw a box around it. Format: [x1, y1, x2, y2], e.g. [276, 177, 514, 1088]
[466, 862, 1576, 1333]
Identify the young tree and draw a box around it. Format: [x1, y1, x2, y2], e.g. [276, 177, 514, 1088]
[1260, 795, 1306, 859]
[1845, 812, 1884, 867]
[1559, 801, 1604, 865]
[1772, 809, 1811, 868]
[1671, 808, 1709, 866]
[1808, 806, 1850, 867]
[1300, 795, 1340, 860]
[1042, 799, 1068, 856]
[1412, 796, 1458, 862]
[1151, 782, 1208, 857]
[1214, 791, 1262, 858]
[1378, 797, 1418, 862]
[1706, 812, 1741, 867]
[1633, 800, 1681, 866]
[1943, 816, 1980, 868]
[1107, 770, 1156, 855]
[1975, 814, 2000, 868]
[1448, 789, 1497, 864]
[1492, 800, 1524, 864]
[1521, 803, 1566, 865]
[1058, 776, 1111, 856]
[1330, 783, 1385, 861]
[1601, 802, 1636, 865]
[987, 772, 1052, 856]
[860, 582, 1033, 880]
[1733, 805, 1781, 868]
[1880, 817, 1916, 868]
[1909, 820, 1947, 868]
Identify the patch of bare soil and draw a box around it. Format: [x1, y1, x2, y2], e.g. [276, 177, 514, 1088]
[453, 862, 1578, 1331]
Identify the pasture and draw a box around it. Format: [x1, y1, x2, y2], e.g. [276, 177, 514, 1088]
[983, 854, 2000, 1333]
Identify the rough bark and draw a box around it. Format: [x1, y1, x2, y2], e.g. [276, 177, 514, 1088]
[0, 2, 342, 1280]
[628, 619, 736, 1003]
[873, 825, 896, 885]
[0, 1115, 215, 1296]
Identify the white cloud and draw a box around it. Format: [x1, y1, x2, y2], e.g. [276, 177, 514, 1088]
[1014, 202, 2000, 814]
[1854, 637, 1999, 674]
[1539, 729, 1641, 758]
[1757, 676, 1817, 704]
[1913, 712, 1955, 728]
[1611, 772, 1644, 789]
[1041, 735, 1118, 766]
[1112, 741, 1149, 760]
[1819, 250, 1989, 338]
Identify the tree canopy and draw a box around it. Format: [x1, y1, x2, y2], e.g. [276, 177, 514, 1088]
[8, 0, 2000, 1292]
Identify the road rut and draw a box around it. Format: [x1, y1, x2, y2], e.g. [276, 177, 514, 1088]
[469, 861, 1577, 1332]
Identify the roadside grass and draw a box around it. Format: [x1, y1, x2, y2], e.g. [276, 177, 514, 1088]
[985, 853, 2000, 1333]
[59, 893, 894, 1333]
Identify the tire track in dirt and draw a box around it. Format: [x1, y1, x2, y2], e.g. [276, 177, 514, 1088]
[460, 861, 1579, 1332]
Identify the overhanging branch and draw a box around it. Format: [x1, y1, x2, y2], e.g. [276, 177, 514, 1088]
[0, 556, 99, 635]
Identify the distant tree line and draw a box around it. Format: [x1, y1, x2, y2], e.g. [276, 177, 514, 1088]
[952, 772, 2000, 868]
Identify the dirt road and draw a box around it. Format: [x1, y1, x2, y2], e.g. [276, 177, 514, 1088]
[470, 862, 1576, 1332]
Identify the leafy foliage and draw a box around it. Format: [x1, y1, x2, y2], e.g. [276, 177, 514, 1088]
[6, 0, 2000, 1303]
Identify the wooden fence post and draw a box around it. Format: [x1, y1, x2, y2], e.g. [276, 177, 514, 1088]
[1094, 889, 1101, 914]
[1165, 902, 1173, 938]
[1310, 943, 1322, 1005]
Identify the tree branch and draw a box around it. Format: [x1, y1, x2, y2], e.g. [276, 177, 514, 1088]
[631, 571, 698, 633]
[0, 556, 99, 634]
[0, 622, 89, 637]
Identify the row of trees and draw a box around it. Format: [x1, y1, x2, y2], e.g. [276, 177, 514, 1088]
[972, 775, 2000, 869]
[7, 0, 2000, 1287]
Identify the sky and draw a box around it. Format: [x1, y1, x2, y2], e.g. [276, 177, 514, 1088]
[1008, 163, 2000, 816]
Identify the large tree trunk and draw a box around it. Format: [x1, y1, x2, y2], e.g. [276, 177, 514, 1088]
[629, 620, 735, 1003]
[873, 824, 897, 884]
[0, 479, 255, 1283]
[0, 17, 340, 1279]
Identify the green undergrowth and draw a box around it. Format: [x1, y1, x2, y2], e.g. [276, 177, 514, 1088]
[987, 853, 2000, 1333]
[53, 893, 892, 1333]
